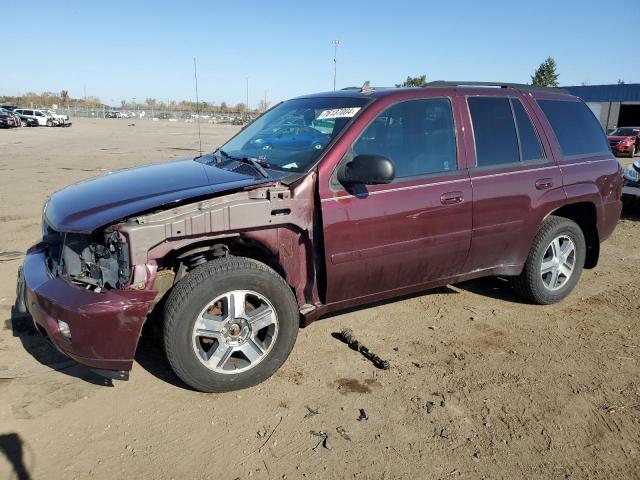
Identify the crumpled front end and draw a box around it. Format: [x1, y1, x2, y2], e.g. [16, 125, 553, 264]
[19, 235, 156, 373]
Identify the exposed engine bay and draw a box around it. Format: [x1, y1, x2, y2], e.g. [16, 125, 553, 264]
[43, 223, 131, 290]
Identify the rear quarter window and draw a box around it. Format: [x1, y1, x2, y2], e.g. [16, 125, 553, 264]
[538, 99, 609, 157]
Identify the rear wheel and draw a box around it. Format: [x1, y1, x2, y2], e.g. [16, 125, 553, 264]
[511, 216, 586, 304]
[163, 256, 299, 392]
[46, 119, 53, 127]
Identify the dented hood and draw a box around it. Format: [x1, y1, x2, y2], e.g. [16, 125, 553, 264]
[45, 158, 271, 232]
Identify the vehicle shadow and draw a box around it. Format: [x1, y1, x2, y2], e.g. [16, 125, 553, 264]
[133, 298, 192, 391]
[454, 276, 529, 305]
[0, 433, 32, 480]
[621, 205, 640, 221]
[315, 285, 460, 322]
[7, 305, 114, 387]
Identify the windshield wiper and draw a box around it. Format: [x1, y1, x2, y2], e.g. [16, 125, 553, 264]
[215, 149, 270, 178]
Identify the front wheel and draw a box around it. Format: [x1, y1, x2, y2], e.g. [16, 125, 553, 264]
[163, 257, 299, 392]
[511, 216, 586, 304]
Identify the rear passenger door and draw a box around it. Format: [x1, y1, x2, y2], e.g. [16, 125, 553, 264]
[463, 95, 565, 273]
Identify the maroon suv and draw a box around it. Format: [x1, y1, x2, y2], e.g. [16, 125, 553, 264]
[17, 82, 623, 392]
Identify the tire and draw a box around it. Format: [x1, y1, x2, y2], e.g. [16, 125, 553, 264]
[21, 120, 27, 127]
[511, 216, 586, 304]
[163, 256, 299, 392]
[46, 119, 53, 127]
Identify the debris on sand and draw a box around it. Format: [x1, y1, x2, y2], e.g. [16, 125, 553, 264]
[357, 408, 368, 421]
[304, 406, 320, 419]
[334, 328, 390, 370]
[310, 431, 332, 451]
[336, 426, 352, 441]
[440, 428, 449, 439]
[425, 401, 434, 414]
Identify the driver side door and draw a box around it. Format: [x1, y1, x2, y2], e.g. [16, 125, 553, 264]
[319, 96, 473, 304]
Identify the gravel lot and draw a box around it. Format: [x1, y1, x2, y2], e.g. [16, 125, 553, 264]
[1, 119, 639, 479]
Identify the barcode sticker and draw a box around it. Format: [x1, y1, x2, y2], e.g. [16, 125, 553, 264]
[317, 107, 361, 120]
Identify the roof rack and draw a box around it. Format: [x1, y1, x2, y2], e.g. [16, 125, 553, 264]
[426, 81, 567, 93]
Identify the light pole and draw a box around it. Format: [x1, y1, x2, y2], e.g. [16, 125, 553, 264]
[245, 77, 249, 117]
[332, 39, 341, 91]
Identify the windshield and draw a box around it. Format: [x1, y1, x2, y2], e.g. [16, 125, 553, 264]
[218, 97, 369, 173]
[610, 128, 639, 137]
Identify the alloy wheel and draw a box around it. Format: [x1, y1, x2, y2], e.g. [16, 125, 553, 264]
[540, 235, 576, 291]
[191, 290, 279, 374]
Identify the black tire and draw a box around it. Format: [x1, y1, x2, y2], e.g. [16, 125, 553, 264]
[511, 216, 586, 304]
[163, 256, 299, 392]
[46, 119, 53, 127]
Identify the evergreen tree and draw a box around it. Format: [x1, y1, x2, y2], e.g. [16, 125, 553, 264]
[396, 74, 428, 88]
[531, 57, 559, 87]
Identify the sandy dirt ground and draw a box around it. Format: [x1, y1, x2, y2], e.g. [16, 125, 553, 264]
[1, 119, 639, 480]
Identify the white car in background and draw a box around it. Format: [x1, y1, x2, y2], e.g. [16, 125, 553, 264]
[41, 109, 68, 125]
[13, 108, 55, 126]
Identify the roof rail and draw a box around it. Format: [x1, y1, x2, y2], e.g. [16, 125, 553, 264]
[426, 81, 567, 93]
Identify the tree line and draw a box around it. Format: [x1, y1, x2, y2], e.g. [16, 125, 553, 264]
[0, 91, 268, 114]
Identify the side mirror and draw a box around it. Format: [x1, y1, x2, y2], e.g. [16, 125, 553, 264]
[338, 154, 395, 186]
[633, 160, 640, 174]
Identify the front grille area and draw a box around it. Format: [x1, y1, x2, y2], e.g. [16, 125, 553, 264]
[42, 221, 130, 290]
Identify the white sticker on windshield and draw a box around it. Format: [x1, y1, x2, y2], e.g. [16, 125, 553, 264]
[282, 162, 298, 169]
[317, 107, 361, 120]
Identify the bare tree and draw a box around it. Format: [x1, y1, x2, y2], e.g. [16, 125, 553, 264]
[257, 99, 270, 112]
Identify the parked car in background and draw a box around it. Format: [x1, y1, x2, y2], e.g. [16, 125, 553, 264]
[608, 127, 639, 157]
[40, 109, 69, 125]
[622, 160, 640, 209]
[106, 111, 122, 118]
[13, 111, 39, 127]
[154, 112, 175, 119]
[0, 107, 22, 127]
[0, 110, 18, 128]
[17, 82, 622, 392]
[13, 108, 54, 126]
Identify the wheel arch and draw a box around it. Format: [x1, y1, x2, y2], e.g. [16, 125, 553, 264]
[156, 227, 315, 307]
[547, 201, 599, 269]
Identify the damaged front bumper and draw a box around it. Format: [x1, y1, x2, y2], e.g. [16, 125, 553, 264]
[19, 243, 156, 375]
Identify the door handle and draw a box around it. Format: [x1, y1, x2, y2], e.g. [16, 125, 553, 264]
[440, 191, 464, 205]
[535, 178, 553, 190]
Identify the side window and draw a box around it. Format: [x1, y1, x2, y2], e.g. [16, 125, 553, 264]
[352, 98, 457, 178]
[538, 99, 609, 157]
[468, 97, 519, 167]
[36, 111, 44, 117]
[511, 99, 544, 161]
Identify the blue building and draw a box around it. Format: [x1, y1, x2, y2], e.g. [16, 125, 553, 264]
[564, 84, 640, 131]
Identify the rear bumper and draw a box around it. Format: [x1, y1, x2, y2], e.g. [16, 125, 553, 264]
[20, 243, 156, 371]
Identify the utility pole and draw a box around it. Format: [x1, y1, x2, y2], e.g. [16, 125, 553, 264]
[332, 39, 341, 91]
[245, 77, 249, 116]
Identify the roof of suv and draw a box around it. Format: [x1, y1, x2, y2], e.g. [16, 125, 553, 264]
[297, 81, 572, 101]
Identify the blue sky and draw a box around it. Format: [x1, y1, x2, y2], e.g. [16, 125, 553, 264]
[2, 0, 638, 107]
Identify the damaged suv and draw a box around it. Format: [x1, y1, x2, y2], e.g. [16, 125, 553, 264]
[17, 82, 623, 392]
